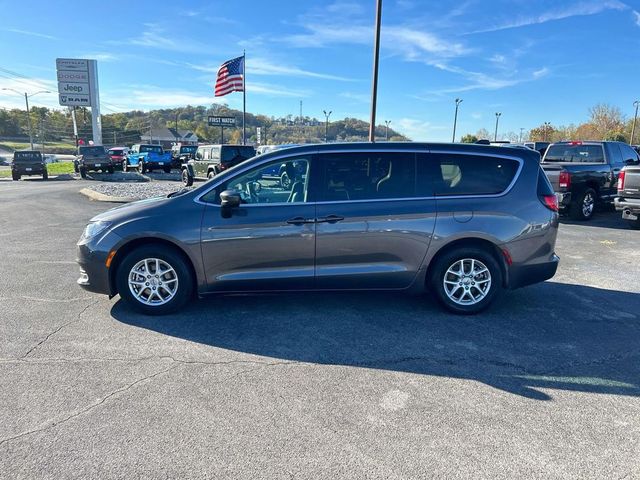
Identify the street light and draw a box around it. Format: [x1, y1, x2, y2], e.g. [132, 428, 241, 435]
[494, 112, 502, 142]
[2, 88, 50, 150]
[519, 127, 524, 143]
[384, 120, 391, 141]
[543, 121, 551, 142]
[631, 101, 640, 145]
[323, 110, 332, 143]
[452, 98, 462, 142]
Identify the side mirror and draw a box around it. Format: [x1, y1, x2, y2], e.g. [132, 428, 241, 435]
[220, 189, 241, 218]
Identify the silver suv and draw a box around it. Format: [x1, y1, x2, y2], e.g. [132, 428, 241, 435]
[77, 143, 560, 315]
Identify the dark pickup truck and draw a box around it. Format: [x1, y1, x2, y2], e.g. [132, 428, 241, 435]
[541, 141, 636, 220]
[11, 150, 47, 180]
[615, 158, 640, 229]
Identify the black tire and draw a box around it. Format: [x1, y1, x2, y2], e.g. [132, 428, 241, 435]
[122, 161, 128, 172]
[42, 170, 48, 180]
[207, 170, 215, 179]
[74, 163, 79, 173]
[79, 167, 87, 179]
[115, 245, 194, 315]
[107, 166, 114, 174]
[163, 166, 171, 173]
[12, 172, 20, 181]
[569, 188, 597, 221]
[430, 247, 503, 315]
[139, 162, 146, 174]
[182, 169, 193, 186]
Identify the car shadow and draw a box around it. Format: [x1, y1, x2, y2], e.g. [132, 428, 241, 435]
[559, 210, 631, 229]
[111, 282, 640, 401]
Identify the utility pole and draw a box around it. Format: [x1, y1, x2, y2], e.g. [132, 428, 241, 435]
[543, 121, 551, 142]
[2, 88, 50, 150]
[368, 0, 383, 142]
[494, 112, 502, 142]
[519, 128, 524, 143]
[175, 112, 179, 143]
[452, 98, 462, 142]
[631, 101, 639, 145]
[113, 131, 117, 145]
[384, 120, 391, 140]
[323, 110, 332, 143]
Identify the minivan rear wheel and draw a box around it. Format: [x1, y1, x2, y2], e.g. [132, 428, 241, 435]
[116, 245, 193, 315]
[431, 247, 503, 315]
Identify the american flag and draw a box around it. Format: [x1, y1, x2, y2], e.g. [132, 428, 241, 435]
[214, 56, 244, 97]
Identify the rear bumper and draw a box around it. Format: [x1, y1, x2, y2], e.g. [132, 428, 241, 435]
[556, 192, 572, 209]
[13, 166, 46, 175]
[508, 254, 560, 289]
[615, 197, 640, 220]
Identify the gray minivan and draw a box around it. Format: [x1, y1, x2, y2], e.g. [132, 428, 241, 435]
[77, 142, 560, 315]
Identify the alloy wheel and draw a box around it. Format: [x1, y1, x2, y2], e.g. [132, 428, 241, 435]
[128, 258, 179, 306]
[443, 258, 492, 306]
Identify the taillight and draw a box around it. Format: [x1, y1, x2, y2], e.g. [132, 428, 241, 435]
[219, 164, 227, 171]
[618, 171, 625, 191]
[559, 170, 571, 189]
[541, 194, 559, 212]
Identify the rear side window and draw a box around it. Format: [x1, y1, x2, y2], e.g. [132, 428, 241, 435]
[620, 144, 640, 163]
[537, 167, 554, 196]
[544, 144, 604, 163]
[430, 154, 520, 196]
[318, 152, 417, 201]
[221, 146, 256, 162]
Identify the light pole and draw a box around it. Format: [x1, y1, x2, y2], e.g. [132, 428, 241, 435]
[519, 127, 524, 143]
[452, 98, 462, 142]
[323, 110, 332, 143]
[384, 120, 391, 141]
[368, 0, 383, 142]
[631, 101, 639, 145]
[494, 112, 501, 141]
[2, 88, 50, 150]
[543, 121, 551, 142]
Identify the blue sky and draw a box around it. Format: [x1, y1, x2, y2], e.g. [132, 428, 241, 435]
[0, 0, 639, 141]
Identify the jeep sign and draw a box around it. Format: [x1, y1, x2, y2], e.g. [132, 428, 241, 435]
[58, 82, 90, 95]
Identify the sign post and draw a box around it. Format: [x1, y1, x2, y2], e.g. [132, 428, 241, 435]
[56, 58, 102, 145]
[208, 116, 237, 145]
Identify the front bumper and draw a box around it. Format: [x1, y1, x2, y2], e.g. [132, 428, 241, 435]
[76, 232, 122, 295]
[508, 254, 560, 289]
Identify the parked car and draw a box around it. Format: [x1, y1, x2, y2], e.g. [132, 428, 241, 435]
[541, 141, 635, 220]
[614, 152, 640, 229]
[11, 150, 47, 180]
[181, 144, 256, 186]
[524, 142, 550, 157]
[256, 144, 299, 156]
[170, 144, 198, 169]
[76, 145, 114, 178]
[124, 144, 172, 173]
[77, 142, 559, 316]
[107, 147, 129, 170]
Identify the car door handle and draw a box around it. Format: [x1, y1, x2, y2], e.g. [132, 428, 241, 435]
[316, 215, 345, 224]
[286, 217, 315, 225]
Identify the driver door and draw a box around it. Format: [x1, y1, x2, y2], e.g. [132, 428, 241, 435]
[200, 155, 316, 292]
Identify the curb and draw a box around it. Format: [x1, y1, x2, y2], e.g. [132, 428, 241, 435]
[79, 188, 137, 203]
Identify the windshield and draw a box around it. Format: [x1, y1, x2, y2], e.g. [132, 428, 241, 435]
[544, 144, 604, 163]
[108, 149, 125, 155]
[79, 146, 106, 156]
[14, 152, 42, 162]
[221, 146, 256, 162]
[180, 146, 197, 153]
[140, 145, 163, 153]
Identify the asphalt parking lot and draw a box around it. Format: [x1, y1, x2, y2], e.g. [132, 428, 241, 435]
[0, 180, 639, 479]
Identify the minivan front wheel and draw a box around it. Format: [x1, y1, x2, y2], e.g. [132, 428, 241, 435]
[116, 245, 193, 315]
[431, 248, 503, 315]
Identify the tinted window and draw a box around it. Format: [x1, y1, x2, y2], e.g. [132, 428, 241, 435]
[201, 157, 311, 205]
[431, 154, 520, 196]
[14, 152, 42, 162]
[608, 143, 624, 166]
[544, 144, 604, 163]
[318, 152, 417, 201]
[139, 145, 162, 153]
[181, 146, 197, 153]
[79, 146, 105, 155]
[221, 146, 256, 162]
[620, 144, 640, 163]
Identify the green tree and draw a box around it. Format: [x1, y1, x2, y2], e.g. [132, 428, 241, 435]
[460, 134, 478, 143]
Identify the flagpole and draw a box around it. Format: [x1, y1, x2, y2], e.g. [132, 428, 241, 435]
[242, 50, 246, 145]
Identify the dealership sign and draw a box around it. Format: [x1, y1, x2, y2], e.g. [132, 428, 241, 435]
[208, 116, 236, 126]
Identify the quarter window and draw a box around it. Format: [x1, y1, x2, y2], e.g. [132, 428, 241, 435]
[318, 152, 419, 201]
[201, 157, 311, 205]
[430, 154, 520, 196]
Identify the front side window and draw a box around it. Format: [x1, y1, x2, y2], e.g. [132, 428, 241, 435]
[201, 157, 311, 205]
[318, 152, 418, 201]
[431, 154, 520, 196]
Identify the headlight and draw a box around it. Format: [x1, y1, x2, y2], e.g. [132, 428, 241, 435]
[81, 220, 112, 240]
